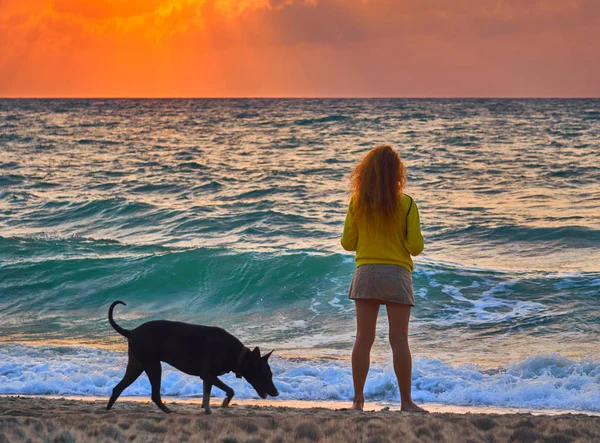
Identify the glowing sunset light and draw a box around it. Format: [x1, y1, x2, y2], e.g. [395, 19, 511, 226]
[1, 0, 598, 97]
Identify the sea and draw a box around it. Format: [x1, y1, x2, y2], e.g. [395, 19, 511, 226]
[0, 99, 599, 412]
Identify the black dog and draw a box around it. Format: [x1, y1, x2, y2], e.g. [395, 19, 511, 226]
[106, 301, 279, 414]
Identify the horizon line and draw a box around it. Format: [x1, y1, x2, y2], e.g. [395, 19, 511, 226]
[1, 96, 599, 100]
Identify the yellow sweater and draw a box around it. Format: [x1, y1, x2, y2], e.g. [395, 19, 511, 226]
[340, 194, 424, 272]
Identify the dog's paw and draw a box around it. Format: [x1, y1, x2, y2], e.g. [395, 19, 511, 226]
[204, 408, 212, 415]
[221, 398, 231, 408]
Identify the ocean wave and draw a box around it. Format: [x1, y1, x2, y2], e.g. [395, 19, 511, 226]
[0, 190, 38, 202]
[294, 115, 350, 125]
[0, 240, 350, 311]
[0, 161, 20, 170]
[8, 197, 162, 230]
[432, 223, 600, 248]
[76, 139, 120, 146]
[177, 162, 208, 170]
[0, 174, 25, 186]
[1, 238, 598, 344]
[1, 345, 598, 412]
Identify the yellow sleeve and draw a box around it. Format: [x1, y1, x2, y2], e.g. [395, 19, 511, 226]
[404, 200, 424, 256]
[341, 202, 358, 251]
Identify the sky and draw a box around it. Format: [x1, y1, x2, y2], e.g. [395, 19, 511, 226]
[1, 0, 599, 97]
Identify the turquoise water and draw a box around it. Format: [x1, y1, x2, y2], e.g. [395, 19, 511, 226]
[1, 99, 599, 411]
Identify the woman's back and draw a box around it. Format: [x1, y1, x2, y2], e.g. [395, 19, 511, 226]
[341, 193, 424, 271]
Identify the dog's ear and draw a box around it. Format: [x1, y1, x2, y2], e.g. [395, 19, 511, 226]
[262, 350, 274, 361]
[251, 346, 261, 358]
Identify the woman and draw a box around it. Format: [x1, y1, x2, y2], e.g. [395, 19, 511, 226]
[341, 145, 426, 412]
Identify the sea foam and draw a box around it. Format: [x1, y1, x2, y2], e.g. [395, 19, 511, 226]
[1, 345, 598, 412]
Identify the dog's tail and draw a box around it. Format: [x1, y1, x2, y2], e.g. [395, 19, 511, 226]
[109, 301, 131, 338]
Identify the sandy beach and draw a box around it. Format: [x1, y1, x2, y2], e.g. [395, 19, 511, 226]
[1, 396, 599, 443]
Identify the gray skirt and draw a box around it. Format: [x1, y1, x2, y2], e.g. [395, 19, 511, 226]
[348, 264, 415, 306]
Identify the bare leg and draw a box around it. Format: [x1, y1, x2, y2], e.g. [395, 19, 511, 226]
[145, 362, 172, 413]
[107, 352, 143, 410]
[386, 302, 427, 412]
[351, 299, 380, 411]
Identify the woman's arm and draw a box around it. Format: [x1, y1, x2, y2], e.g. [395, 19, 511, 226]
[341, 202, 358, 251]
[405, 201, 424, 256]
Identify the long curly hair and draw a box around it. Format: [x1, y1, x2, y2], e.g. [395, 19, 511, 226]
[350, 145, 406, 230]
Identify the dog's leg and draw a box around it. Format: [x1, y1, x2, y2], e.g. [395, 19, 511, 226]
[107, 353, 143, 410]
[145, 362, 172, 413]
[203, 375, 235, 409]
[201, 379, 213, 415]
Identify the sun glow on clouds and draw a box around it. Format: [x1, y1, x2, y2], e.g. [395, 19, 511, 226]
[0, 0, 598, 97]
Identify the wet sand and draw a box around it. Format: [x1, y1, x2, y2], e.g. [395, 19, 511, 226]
[1, 396, 599, 442]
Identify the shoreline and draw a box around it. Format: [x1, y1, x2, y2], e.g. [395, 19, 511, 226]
[3, 343, 599, 416]
[3, 395, 599, 417]
[1, 396, 599, 443]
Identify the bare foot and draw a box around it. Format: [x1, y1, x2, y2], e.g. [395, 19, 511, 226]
[351, 399, 365, 411]
[401, 401, 428, 413]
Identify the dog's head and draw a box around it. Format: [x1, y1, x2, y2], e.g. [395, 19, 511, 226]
[241, 347, 279, 399]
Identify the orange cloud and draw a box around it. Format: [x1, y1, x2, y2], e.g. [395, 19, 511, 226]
[0, 0, 598, 97]
[51, 0, 166, 20]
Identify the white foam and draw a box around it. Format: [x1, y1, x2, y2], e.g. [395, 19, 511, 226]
[415, 287, 428, 299]
[436, 282, 545, 326]
[0, 345, 598, 412]
[309, 298, 321, 314]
